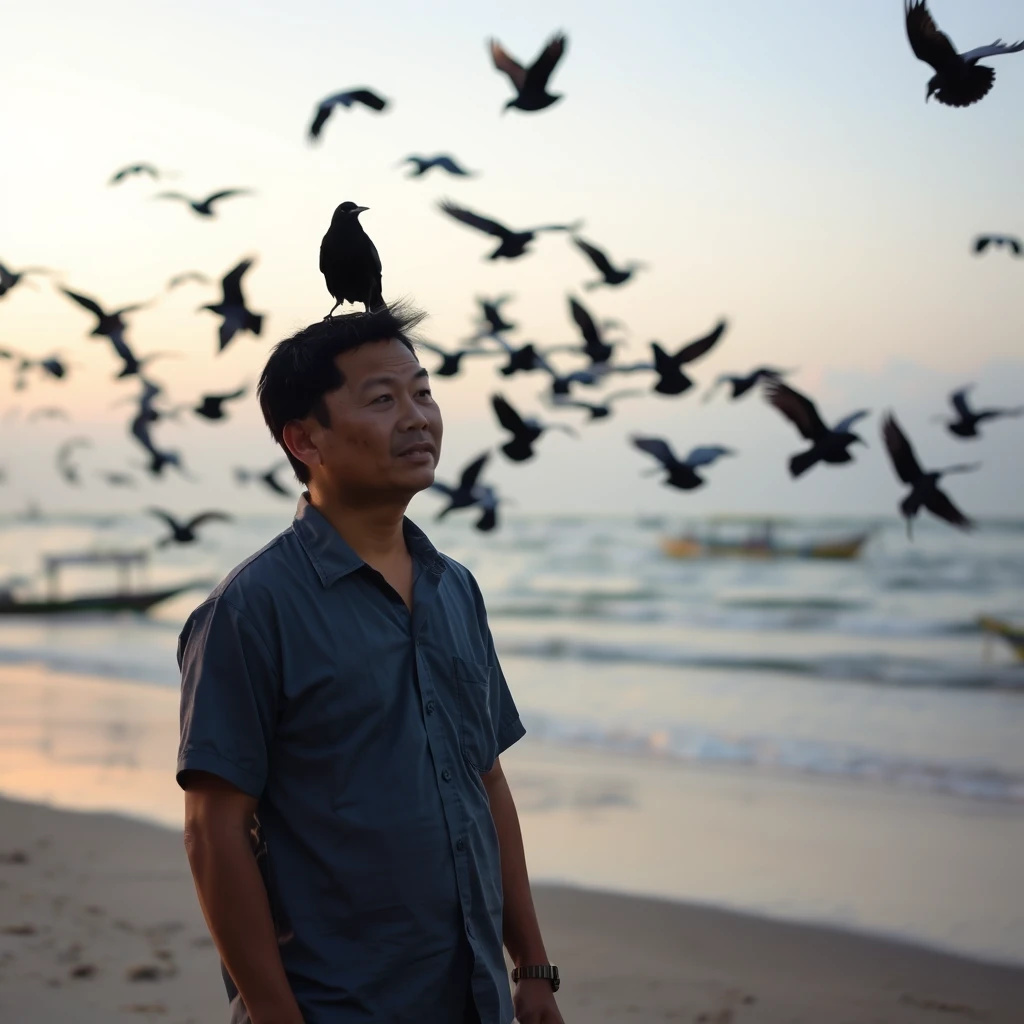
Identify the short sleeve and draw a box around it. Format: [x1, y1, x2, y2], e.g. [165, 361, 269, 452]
[176, 597, 280, 798]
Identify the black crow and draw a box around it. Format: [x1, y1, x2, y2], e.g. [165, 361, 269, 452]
[201, 259, 264, 353]
[765, 380, 869, 478]
[320, 202, 383, 314]
[55, 437, 92, 485]
[489, 339, 548, 378]
[60, 288, 160, 377]
[401, 155, 474, 177]
[648, 320, 728, 395]
[882, 413, 976, 538]
[309, 89, 388, 142]
[533, 351, 599, 398]
[490, 32, 567, 112]
[156, 189, 252, 218]
[439, 200, 581, 260]
[477, 295, 516, 336]
[416, 341, 494, 378]
[703, 367, 789, 402]
[194, 387, 247, 421]
[631, 437, 734, 490]
[148, 509, 232, 547]
[431, 452, 501, 531]
[0, 349, 68, 390]
[567, 296, 618, 365]
[234, 461, 292, 498]
[167, 271, 211, 290]
[491, 394, 575, 462]
[0, 261, 52, 299]
[973, 234, 1022, 257]
[905, 1, 1023, 107]
[553, 389, 644, 421]
[572, 236, 646, 289]
[129, 379, 185, 477]
[109, 163, 160, 185]
[940, 386, 1023, 438]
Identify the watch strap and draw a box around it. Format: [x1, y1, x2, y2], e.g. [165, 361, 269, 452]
[511, 964, 560, 992]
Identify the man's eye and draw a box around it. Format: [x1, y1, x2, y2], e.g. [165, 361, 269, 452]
[418, 388, 433, 398]
[372, 394, 392, 404]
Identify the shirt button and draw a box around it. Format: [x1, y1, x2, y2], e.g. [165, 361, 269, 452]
[425, 700, 436, 715]
[455, 837, 466, 852]
[441, 768, 452, 783]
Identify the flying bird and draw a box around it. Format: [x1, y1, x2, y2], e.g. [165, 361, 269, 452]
[572, 236, 646, 289]
[194, 387, 247, 421]
[489, 339, 549, 378]
[156, 189, 252, 218]
[973, 234, 1022, 257]
[439, 200, 581, 260]
[167, 271, 211, 290]
[533, 351, 599, 398]
[129, 378, 185, 477]
[882, 413, 976, 537]
[703, 367, 789, 402]
[401, 154, 474, 178]
[765, 380, 869, 478]
[56, 437, 92, 485]
[567, 296, 618, 366]
[491, 393, 575, 462]
[905, 1, 1024, 107]
[648, 320, 728, 395]
[109, 163, 160, 185]
[631, 437, 734, 490]
[476, 295, 516, 337]
[431, 452, 500, 531]
[308, 89, 388, 142]
[234, 461, 292, 498]
[490, 32, 567, 112]
[0, 349, 68, 390]
[939, 386, 1023, 438]
[553, 389, 644, 421]
[148, 509, 232, 547]
[320, 202, 383, 314]
[60, 288, 160, 377]
[201, 259, 264, 353]
[416, 341, 494, 378]
[0, 261, 52, 299]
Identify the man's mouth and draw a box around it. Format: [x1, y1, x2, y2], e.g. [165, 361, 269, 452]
[397, 442, 435, 459]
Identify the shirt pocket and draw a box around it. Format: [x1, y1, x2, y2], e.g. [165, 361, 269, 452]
[453, 655, 498, 772]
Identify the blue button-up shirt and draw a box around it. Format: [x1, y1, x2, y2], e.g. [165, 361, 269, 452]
[177, 496, 525, 1024]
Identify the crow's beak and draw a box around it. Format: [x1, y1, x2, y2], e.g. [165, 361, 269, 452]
[355, 206, 369, 213]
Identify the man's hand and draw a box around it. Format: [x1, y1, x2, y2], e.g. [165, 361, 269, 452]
[513, 978, 564, 1024]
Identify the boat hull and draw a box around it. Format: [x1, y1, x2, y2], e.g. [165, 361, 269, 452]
[0, 584, 204, 616]
[660, 533, 870, 561]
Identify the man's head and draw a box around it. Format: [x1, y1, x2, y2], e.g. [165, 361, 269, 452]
[257, 303, 442, 504]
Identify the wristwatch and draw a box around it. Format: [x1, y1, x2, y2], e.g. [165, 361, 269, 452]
[511, 964, 560, 992]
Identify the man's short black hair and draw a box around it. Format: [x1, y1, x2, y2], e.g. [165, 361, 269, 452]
[258, 302, 428, 483]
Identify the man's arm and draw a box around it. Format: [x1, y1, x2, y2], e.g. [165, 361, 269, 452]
[483, 757, 563, 1024]
[182, 771, 304, 1024]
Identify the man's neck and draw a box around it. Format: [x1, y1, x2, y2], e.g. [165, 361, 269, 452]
[306, 488, 410, 565]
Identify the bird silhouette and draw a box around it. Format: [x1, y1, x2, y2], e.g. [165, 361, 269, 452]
[320, 202, 383, 314]
[167, 271, 211, 290]
[0, 261, 53, 299]
[129, 379, 185, 477]
[194, 387, 247, 421]
[308, 89, 388, 142]
[148, 509, 232, 547]
[109, 163, 160, 185]
[234, 461, 292, 498]
[973, 234, 1022, 257]
[201, 259, 264, 353]
[631, 437, 734, 490]
[60, 288, 161, 377]
[431, 452, 500, 531]
[55, 437, 92, 485]
[765, 380, 869, 478]
[156, 189, 252, 218]
[647, 321, 728, 395]
[567, 297, 618, 366]
[882, 413, 976, 538]
[476, 295, 516, 337]
[486, 338, 550, 378]
[572, 236, 646, 289]
[905, 1, 1024, 107]
[401, 155, 474, 178]
[490, 32, 567, 112]
[939, 386, 1023, 438]
[0, 349, 68, 390]
[492, 394, 575, 462]
[533, 351, 600, 398]
[553, 389, 644, 421]
[703, 367, 789, 402]
[439, 200, 581, 260]
[416, 341, 494, 378]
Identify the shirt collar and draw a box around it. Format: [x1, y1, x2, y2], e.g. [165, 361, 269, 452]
[292, 493, 447, 588]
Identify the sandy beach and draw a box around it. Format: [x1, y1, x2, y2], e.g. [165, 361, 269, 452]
[1, 662, 1024, 1022]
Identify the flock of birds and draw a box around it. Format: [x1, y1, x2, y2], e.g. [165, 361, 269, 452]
[1, 2, 1022, 550]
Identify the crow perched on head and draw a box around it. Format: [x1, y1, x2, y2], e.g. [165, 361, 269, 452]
[490, 32, 567, 112]
[320, 202, 384, 315]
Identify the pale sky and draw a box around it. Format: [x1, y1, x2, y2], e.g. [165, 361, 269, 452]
[2, 0, 1023, 518]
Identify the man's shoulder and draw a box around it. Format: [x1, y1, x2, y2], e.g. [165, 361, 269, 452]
[436, 552, 484, 610]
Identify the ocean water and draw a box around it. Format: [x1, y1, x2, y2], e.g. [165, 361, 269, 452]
[1, 511, 1022, 807]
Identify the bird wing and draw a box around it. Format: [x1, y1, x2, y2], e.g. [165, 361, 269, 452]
[186, 511, 233, 531]
[490, 40, 527, 90]
[308, 103, 334, 140]
[674, 320, 727, 366]
[631, 436, 676, 468]
[958, 39, 1024, 62]
[524, 32, 567, 91]
[213, 386, 247, 403]
[572, 236, 616, 277]
[950, 386, 973, 420]
[347, 88, 387, 110]
[439, 200, 511, 239]
[416, 340, 447, 357]
[569, 296, 601, 350]
[923, 487, 973, 530]
[832, 409, 870, 434]
[974, 236, 992, 253]
[459, 452, 490, 492]
[61, 289, 105, 318]
[221, 260, 253, 305]
[881, 413, 925, 484]
[765, 381, 829, 441]
[433, 156, 467, 174]
[262, 464, 291, 496]
[203, 189, 249, 206]
[685, 445, 733, 468]
[146, 507, 180, 532]
[155, 191, 189, 203]
[905, 1, 959, 70]
[492, 394, 528, 434]
[430, 481, 455, 499]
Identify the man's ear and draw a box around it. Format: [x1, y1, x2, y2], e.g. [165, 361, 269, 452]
[282, 419, 321, 476]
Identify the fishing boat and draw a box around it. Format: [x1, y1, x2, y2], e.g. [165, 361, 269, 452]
[660, 517, 871, 561]
[0, 549, 209, 616]
[977, 616, 1024, 662]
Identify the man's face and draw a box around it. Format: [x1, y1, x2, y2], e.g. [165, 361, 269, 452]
[303, 338, 442, 502]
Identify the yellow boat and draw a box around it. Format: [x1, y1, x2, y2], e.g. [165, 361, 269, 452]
[978, 616, 1024, 662]
[659, 518, 870, 561]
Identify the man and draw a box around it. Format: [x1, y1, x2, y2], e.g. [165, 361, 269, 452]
[176, 304, 563, 1024]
